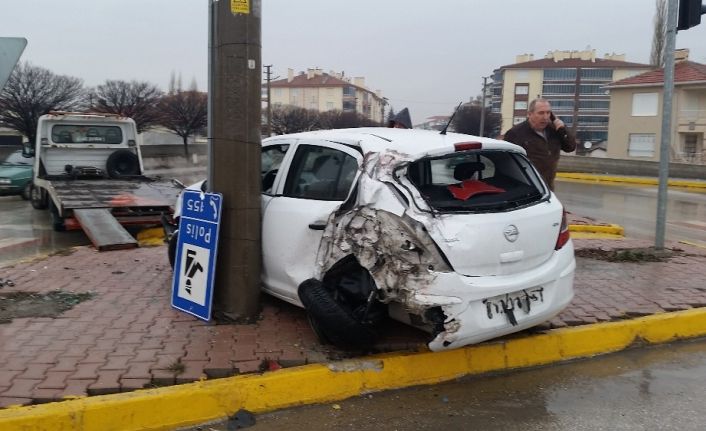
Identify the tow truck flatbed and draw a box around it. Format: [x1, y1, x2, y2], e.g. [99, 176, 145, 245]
[28, 113, 183, 251]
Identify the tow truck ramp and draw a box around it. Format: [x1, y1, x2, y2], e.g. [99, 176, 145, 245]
[73, 208, 138, 251]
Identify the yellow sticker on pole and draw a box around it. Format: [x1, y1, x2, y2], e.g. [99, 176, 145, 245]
[231, 0, 250, 14]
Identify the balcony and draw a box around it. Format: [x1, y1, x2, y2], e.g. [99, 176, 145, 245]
[677, 110, 706, 133]
[679, 109, 706, 121]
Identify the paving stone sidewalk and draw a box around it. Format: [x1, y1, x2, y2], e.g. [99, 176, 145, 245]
[1, 238, 705, 408]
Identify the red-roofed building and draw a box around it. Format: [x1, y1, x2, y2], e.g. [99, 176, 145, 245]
[267, 68, 385, 124]
[490, 49, 652, 149]
[606, 51, 706, 163]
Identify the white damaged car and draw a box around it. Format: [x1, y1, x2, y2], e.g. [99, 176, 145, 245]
[167, 128, 575, 351]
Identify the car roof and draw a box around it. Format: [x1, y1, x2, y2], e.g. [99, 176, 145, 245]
[263, 128, 523, 157]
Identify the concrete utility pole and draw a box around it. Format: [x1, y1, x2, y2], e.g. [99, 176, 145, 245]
[209, 0, 262, 320]
[655, 0, 678, 250]
[263, 64, 273, 137]
[479, 76, 488, 137]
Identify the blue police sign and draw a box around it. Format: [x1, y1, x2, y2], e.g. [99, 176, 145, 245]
[171, 190, 223, 321]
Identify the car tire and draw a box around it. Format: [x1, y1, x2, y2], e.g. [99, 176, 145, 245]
[21, 182, 31, 200]
[30, 184, 48, 209]
[306, 313, 332, 345]
[168, 230, 178, 269]
[298, 278, 377, 349]
[106, 149, 140, 178]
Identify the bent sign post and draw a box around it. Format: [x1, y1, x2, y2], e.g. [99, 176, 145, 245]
[0, 37, 27, 91]
[171, 190, 223, 321]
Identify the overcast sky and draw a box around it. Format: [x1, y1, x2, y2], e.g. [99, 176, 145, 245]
[3, 0, 706, 125]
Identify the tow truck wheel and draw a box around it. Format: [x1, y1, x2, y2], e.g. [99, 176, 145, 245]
[30, 184, 48, 209]
[49, 201, 65, 232]
[107, 149, 140, 178]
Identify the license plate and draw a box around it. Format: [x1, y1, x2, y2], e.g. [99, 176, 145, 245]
[482, 287, 544, 324]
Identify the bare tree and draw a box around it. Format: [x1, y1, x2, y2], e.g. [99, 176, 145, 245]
[650, 0, 668, 67]
[158, 89, 207, 156]
[451, 103, 501, 137]
[271, 105, 319, 135]
[0, 63, 85, 144]
[318, 110, 380, 129]
[91, 80, 163, 133]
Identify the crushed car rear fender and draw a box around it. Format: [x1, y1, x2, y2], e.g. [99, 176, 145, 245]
[314, 147, 574, 351]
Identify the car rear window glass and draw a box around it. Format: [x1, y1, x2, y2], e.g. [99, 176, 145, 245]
[51, 125, 123, 144]
[406, 150, 545, 212]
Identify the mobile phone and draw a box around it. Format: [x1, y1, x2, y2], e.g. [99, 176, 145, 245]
[549, 112, 557, 122]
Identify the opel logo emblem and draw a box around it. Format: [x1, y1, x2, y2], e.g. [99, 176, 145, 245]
[503, 225, 519, 242]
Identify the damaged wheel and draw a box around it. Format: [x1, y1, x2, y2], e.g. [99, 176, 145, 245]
[298, 278, 377, 349]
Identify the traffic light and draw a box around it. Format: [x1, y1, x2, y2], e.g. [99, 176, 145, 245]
[678, 0, 706, 31]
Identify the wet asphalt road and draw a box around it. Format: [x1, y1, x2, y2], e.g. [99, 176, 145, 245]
[0, 164, 206, 267]
[556, 181, 706, 247]
[186, 338, 706, 431]
[1, 180, 704, 267]
[0, 195, 89, 265]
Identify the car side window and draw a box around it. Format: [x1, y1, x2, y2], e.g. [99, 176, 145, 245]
[261, 144, 289, 194]
[283, 144, 358, 201]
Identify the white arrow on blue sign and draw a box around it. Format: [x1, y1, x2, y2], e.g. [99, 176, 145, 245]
[171, 190, 223, 321]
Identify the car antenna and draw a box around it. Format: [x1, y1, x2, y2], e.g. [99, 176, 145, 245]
[440, 102, 462, 135]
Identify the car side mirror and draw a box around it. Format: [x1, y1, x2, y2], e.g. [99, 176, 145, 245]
[22, 142, 35, 158]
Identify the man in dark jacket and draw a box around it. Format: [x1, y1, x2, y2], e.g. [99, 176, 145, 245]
[503, 98, 576, 190]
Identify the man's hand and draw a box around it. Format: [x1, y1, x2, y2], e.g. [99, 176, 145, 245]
[553, 117, 565, 130]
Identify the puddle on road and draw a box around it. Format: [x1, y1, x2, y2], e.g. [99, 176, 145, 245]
[0, 158, 199, 268]
[0, 196, 91, 267]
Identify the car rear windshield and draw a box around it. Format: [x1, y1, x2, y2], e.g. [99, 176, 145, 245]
[405, 150, 545, 212]
[51, 125, 123, 144]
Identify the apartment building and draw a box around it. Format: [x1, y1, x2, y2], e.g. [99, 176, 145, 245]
[267, 68, 385, 123]
[605, 53, 706, 163]
[490, 49, 652, 148]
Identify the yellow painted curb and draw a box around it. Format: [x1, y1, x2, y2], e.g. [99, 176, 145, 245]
[557, 173, 706, 189]
[569, 223, 625, 236]
[136, 227, 166, 247]
[679, 239, 706, 249]
[569, 232, 624, 240]
[3, 308, 706, 431]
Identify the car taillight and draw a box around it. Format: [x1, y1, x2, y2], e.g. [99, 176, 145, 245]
[555, 209, 570, 250]
[454, 142, 482, 152]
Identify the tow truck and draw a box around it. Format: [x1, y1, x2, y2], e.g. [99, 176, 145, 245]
[25, 112, 182, 251]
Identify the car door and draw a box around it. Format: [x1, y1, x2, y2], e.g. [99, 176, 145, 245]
[261, 139, 362, 305]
